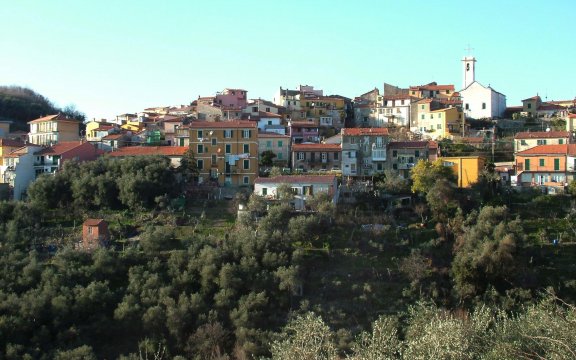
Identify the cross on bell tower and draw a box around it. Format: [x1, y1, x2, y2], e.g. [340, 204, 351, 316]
[462, 44, 476, 89]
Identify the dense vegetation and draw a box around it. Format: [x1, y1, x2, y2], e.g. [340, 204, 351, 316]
[0, 86, 85, 131]
[1, 156, 576, 359]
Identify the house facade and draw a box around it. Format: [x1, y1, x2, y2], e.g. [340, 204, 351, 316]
[417, 107, 463, 140]
[374, 94, 415, 128]
[0, 145, 43, 200]
[515, 144, 576, 193]
[34, 141, 101, 176]
[0, 138, 24, 166]
[341, 128, 389, 177]
[514, 131, 571, 153]
[258, 132, 290, 166]
[188, 121, 259, 186]
[253, 175, 338, 210]
[28, 114, 81, 146]
[288, 119, 320, 144]
[291, 143, 341, 172]
[441, 156, 486, 188]
[388, 141, 439, 178]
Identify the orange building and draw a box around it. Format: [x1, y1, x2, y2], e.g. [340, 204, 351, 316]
[515, 144, 576, 192]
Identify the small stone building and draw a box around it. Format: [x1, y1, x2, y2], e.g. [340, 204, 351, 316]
[82, 219, 110, 250]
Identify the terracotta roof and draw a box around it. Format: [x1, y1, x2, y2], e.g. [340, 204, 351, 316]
[255, 175, 336, 185]
[514, 131, 570, 139]
[538, 104, 566, 111]
[292, 144, 341, 151]
[342, 128, 389, 136]
[188, 120, 257, 129]
[28, 114, 79, 124]
[258, 131, 290, 138]
[83, 218, 105, 226]
[522, 95, 541, 102]
[4, 146, 30, 158]
[388, 141, 431, 149]
[429, 141, 438, 149]
[516, 144, 576, 155]
[568, 114, 576, 118]
[107, 146, 189, 157]
[0, 138, 25, 147]
[460, 137, 486, 144]
[289, 121, 319, 126]
[35, 141, 92, 156]
[102, 134, 124, 140]
[410, 83, 455, 91]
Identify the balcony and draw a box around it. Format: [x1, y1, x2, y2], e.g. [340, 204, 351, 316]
[397, 163, 415, 170]
[372, 149, 386, 161]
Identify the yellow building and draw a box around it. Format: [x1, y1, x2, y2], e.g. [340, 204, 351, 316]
[188, 121, 258, 187]
[441, 156, 486, 188]
[121, 121, 145, 132]
[28, 114, 80, 145]
[418, 107, 463, 140]
[85, 120, 117, 141]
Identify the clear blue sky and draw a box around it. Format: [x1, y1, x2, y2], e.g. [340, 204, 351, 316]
[1, 0, 574, 121]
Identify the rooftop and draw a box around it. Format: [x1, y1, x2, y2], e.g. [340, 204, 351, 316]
[342, 128, 389, 136]
[107, 146, 189, 157]
[514, 131, 570, 139]
[255, 175, 337, 185]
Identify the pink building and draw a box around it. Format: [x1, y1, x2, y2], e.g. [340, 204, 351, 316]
[215, 88, 248, 109]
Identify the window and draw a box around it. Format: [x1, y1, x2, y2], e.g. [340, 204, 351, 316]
[266, 107, 270, 112]
[554, 158, 560, 171]
[421, 114, 424, 120]
[421, 105, 424, 109]
[437, 124, 442, 129]
[197, 159, 204, 170]
[262, 188, 267, 196]
[224, 130, 233, 138]
[393, 150, 397, 157]
[559, 139, 564, 144]
[225, 144, 231, 154]
[465, 103, 469, 110]
[401, 100, 405, 105]
[430, 114, 434, 119]
[197, 144, 204, 154]
[393, 163, 398, 170]
[212, 138, 217, 145]
[211, 154, 217, 164]
[297, 152, 305, 160]
[277, 140, 283, 147]
[266, 140, 272, 148]
[277, 152, 283, 160]
[438, 113, 442, 118]
[482, 102, 486, 110]
[321, 152, 327, 161]
[243, 159, 250, 170]
[539, 159, 545, 167]
[243, 176, 249, 185]
[415, 150, 420, 157]
[243, 144, 249, 153]
[537, 139, 547, 145]
[243, 130, 252, 138]
[528, 103, 532, 109]
[350, 137, 356, 144]
[334, 152, 339, 160]
[197, 130, 203, 139]
[525, 159, 531, 170]
[252, 107, 258, 112]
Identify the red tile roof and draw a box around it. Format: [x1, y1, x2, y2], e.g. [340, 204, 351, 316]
[516, 144, 576, 155]
[255, 175, 337, 185]
[28, 114, 79, 124]
[258, 131, 290, 138]
[388, 141, 431, 149]
[514, 131, 570, 139]
[522, 95, 541, 102]
[0, 138, 25, 147]
[342, 128, 389, 136]
[188, 120, 257, 129]
[83, 218, 105, 226]
[292, 143, 341, 151]
[107, 146, 189, 157]
[35, 141, 93, 156]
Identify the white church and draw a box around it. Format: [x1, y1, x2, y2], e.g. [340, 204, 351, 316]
[459, 56, 507, 119]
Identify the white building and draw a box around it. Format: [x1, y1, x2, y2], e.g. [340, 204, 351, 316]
[253, 175, 338, 210]
[374, 94, 414, 127]
[0, 145, 43, 200]
[459, 56, 506, 119]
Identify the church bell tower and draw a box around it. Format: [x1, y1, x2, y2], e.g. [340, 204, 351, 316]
[462, 56, 476, 89]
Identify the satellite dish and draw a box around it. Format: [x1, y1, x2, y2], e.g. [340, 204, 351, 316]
[546, 128, 551, 132]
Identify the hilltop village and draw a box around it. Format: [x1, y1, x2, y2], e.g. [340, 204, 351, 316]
[1, 57, 576, 359]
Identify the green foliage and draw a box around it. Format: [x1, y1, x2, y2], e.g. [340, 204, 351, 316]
[28, 156, 178, 212]
[260, 150, 277, 167]
[452, 206, 525, 300]
[376, 170, 410, 195]
[410, 159, 456, 194]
